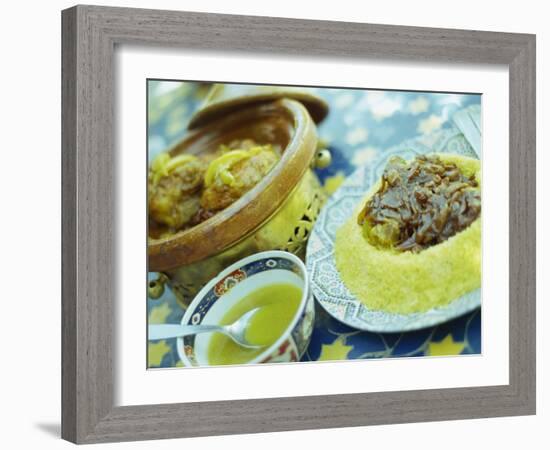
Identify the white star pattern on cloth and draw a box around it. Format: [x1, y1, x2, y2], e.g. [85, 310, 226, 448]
[356, 91, 402, 120]
[408, 96, 430, 115]
[345, 127, 369, 146]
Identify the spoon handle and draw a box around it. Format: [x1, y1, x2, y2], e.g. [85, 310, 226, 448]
[148, 324, 222, 341]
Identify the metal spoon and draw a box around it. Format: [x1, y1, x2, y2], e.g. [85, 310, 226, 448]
[148, 307, 263, 349]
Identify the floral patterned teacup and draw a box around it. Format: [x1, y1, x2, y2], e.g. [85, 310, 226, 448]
[177, 251, 315, 367]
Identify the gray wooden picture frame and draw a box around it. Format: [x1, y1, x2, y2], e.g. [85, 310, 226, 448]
[61, 4, 536, 444]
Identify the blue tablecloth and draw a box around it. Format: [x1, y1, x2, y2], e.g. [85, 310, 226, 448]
[147, 82, 481, 367]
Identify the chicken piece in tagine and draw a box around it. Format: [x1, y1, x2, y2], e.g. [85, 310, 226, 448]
[147, 139, 280, 238]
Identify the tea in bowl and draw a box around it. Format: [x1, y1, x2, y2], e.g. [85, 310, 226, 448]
[177, 251, 315, 366]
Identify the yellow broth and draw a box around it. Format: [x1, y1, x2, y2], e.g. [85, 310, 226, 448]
[207, 283, 302, 366]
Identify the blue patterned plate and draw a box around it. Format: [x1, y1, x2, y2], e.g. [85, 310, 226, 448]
[306, 130, 481, 332]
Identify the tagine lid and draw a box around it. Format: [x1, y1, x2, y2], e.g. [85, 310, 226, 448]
[187, 84, 329, 130]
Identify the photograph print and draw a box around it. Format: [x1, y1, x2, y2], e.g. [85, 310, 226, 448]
[146, 80, 482, 368]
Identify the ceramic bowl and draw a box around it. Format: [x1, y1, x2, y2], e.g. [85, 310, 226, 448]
[177, 251, 315, 367]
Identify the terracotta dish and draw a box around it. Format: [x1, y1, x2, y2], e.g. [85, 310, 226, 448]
[148, 98, 327, 306]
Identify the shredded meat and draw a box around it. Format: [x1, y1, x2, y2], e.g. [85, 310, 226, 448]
[357, 155, 481, 252]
